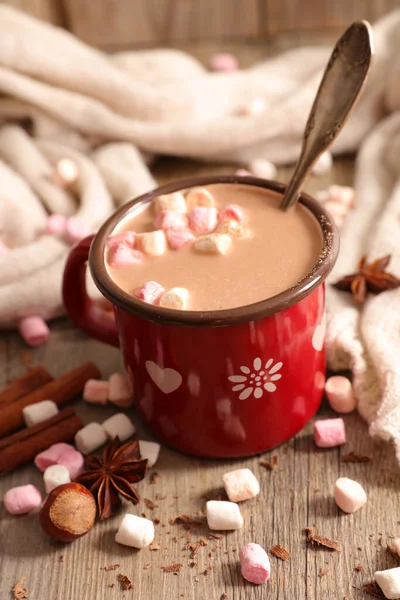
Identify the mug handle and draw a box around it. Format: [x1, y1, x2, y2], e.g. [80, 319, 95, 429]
[62, 235, 120, 347]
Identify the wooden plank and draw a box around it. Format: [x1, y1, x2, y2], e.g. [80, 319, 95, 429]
[2, 0, 65, 25]
[264, 0, 399, 33]
[63, 0, 259, 49]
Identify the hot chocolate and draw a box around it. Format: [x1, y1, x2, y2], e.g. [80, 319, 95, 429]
[105, 183, 323, 311]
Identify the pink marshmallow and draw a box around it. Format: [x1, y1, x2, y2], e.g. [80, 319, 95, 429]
[83, 379, 109, 405]
[18, 316, 50, 347]
[239, 543, 271, 584]
[218, 204, 243, 223]
[334, 477, 367, 513]
[107, 231, 136, 249]
[3, 484, 42, 515]
[132, 281, 165, 305]
[34, 442, 84, 479]
[64, 217, 90, 244]
[154, 210, 188, 231]
[210, 53, 239, 72]
[314, 418, 346, 448]
[108, 372, 133, 407]
[46, 213, 67, 235]
[188, 206, 218, 234]
[166, 227, 195, 250]
[325, 376, 357, 413]
[109, 245, 144, 267]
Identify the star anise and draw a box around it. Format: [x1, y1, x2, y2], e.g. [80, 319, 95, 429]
[75, 436, 148, 520]
[333, 255, 400, 304]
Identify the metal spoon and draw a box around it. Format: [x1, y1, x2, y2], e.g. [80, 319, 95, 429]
[280, 21, 374, 211]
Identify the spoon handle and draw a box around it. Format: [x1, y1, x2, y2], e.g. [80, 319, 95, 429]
[280, 21, 374, 211]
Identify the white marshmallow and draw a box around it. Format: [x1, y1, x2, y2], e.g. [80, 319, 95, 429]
[159, 287, 190, 310]
[185, 187, 215, 210]
[249, 158, 277, 180]
[22, 400, 59, 427]
[206, 500, 244, 530]
[375, 568, 400, 599]
[325, 376, 357, 413]
[137, 230, 166, 256]
[43, 464, 71, 493]
[334, 477, 367, 513]
[102, 413, 135, 442]
[222, 468, 260, 503]
[311, 151, 333, 176]
[153, 192, 187, 214]
[74, 422, 108, 455]
[193, 233, 232, 255]
[139, 440, 161, 468]
[115, 514, 155, 549]
[216, 219, 248, 239]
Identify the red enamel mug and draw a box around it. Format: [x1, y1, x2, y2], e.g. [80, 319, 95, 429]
[62, 176, 339, 458]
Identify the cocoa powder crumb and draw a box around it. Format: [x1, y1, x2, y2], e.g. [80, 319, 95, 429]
[155, 494, 167, 501]
[203, 566, 213, 576]
[220, 594, 228, 600]
[363, 582, 385, 598]
[358, 546, 363, 551]
[304, 528, 341, 552]
[208, 533, 223, 540]
[342, 452, 371, 463]
[189, 562, 197, 568]
[108, 584, 115, 589]
[271, 544, 291, 561]
[150, 541, 161, 551]
[200, 537, 208, 546]
[12, 577, 29, 600]
[354, 564, 364, 572]
[318, 568, 329, 577]
[162, 563, 183, 573]
[170, 515, 202, 527]
[118, 574, 132, 591]
[144, 564, 152, 570]
[101, 564, 120, 571]
[150, 472, 159, 484]
[260, 455, 279, 470]
[153, 518, 160, 525]
[59, 556, 64, 563]
[172, 536, 178, 543]
[144, 498, 159, 511]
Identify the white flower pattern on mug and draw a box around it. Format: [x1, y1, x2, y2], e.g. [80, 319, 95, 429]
[228, 357, 283, 400]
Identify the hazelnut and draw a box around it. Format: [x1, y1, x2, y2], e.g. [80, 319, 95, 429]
[39, 482, 96, 542]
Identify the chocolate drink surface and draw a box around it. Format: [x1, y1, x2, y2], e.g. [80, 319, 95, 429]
[105, 183, 323, 311]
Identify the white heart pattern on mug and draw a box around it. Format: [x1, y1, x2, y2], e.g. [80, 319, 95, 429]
[312, 312, 326, 352]
[145, 361, 183, 394]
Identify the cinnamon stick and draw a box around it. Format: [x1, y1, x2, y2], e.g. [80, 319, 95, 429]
[0, 366, 53, 407]
[0, 362, 100, 438]
[0, 408, 82, 475]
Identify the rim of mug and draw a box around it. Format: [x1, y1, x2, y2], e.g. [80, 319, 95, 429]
[89, 175, 339, 327]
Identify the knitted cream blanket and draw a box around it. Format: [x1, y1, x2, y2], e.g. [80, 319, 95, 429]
[1, 7, 400, 458]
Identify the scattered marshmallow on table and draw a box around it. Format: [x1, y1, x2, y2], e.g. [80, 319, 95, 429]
[325, 376, 357, 413]
[159, 287, 190, 310]
[249, 158, 277, 180]
[223, 468, 260, 502]
[109, 245, 144, 267]
[314, 418, 346, 448]
[137, 230, 166, 256]
[83, 379, 110, 405]
[23, 400, 59, 427]
[132, 281, 165, 306]
[166, 227, 195, 250]
[374, 568, 400, 600]
[209, 52, 238, 72]
[64, 217, 90, 244]
[115, 514, 155, 549]
[324, 201, 348, 218]
[315, 185, 355, 208]
[188, 206, 218, 234]
[334, 477, 367, 513]
[18, 316, 50, 347]
[139, 440, 161, 468]
[102, 413, 135, 442]
[193, 233, 232, 255]
[216, 219, 247, 239]
[185, 187, 215, 210]
[311, 151, 333, 176]
[218, 204, 243, 223]
[155, 210, 188, 231]
[239, 543, 271, 584]
[44, 464, 71, 494]
[108, 373, 133, 408]
[46, 213, 67, 235]
[75, 422, 108, 455]
[35, 443, 84, 479]
[107, 231, 136, 249]
[206, 500, 243, 530]
[153, 192, 187, 214]
[3, 485, 42, 515]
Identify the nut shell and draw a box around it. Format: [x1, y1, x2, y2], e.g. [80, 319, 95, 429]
[39, 482, 96, 542]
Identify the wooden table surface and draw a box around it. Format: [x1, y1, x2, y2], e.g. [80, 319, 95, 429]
[1, 40, 399, 600]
